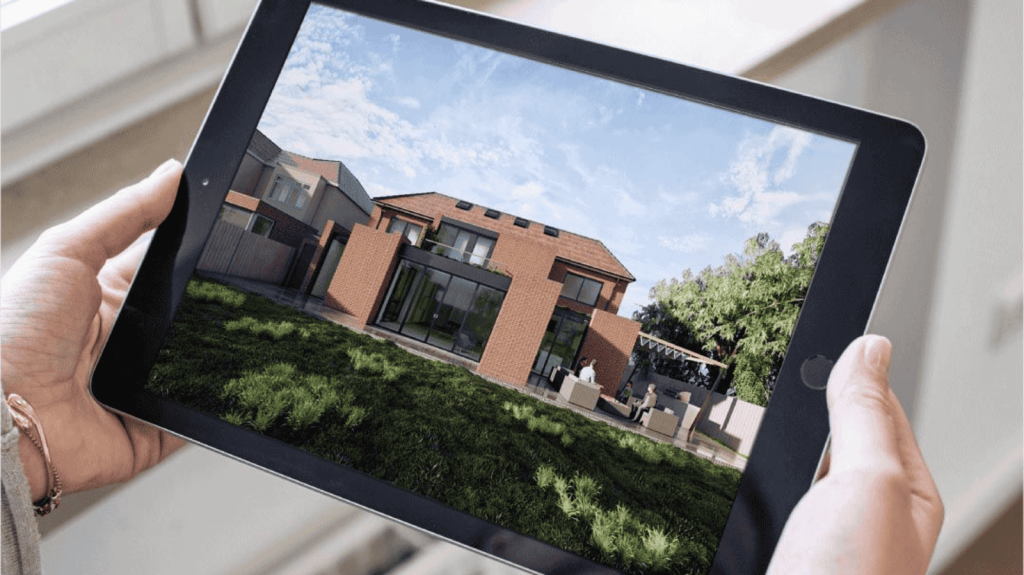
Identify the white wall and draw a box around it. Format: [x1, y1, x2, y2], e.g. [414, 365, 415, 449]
[770, 0, 1022, 571]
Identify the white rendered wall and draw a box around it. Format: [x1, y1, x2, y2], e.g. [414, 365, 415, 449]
[771, 0, 1023, 571]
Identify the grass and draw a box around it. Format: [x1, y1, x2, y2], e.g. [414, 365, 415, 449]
[149, 277, 743, 574]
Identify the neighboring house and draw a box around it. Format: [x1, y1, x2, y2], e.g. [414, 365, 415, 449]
[324, 192, 643, 395]
[203, 130, 374, 294]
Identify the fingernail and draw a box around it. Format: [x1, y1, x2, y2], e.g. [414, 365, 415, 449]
[150, 159, 179, 178]
[862, 335, 892, 376]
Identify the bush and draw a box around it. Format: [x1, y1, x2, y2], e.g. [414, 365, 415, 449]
[187, 280, 246, 308]
[346, 347, 405, 382]
[220, 363, 344, 432]
[224, 317, 311, 340]
[537, 468, 688, 572]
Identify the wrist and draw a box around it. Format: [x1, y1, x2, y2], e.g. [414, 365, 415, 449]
[17, 429, 48, 502]
[8, 393, 65, 514]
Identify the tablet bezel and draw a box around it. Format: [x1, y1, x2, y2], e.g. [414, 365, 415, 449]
[93, 1, 925, 573]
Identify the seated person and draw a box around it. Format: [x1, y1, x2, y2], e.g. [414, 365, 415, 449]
[628, 383, 658, 422]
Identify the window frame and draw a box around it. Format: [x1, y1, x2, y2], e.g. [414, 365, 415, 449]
[434, 219, 498, 266]
[219, 204, 275, 237]
[386, 217, 424, 244]
[560, 272, 603, 307]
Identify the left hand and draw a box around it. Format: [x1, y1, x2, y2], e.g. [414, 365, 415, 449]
[2, 160, 187, 501]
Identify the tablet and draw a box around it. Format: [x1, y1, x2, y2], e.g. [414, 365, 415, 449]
[93, 1, 924, 573]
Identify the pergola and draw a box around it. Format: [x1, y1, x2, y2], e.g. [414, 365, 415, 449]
[635, 332, 727, 369]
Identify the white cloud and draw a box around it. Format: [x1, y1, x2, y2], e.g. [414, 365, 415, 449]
[394, 96, 420, 109]
[511, 181, 545, 201]
[778, 227, 807, 256]
[658, 233, 711, 253]
[708, 125, 814, 228]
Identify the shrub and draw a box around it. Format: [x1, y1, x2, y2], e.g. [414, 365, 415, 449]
[221, 363, 344, 431]
[346, 348, 405, 382]
[187, 280, 246, 308]
[224, 317, 310, 340]
[536, 467, 686, 573]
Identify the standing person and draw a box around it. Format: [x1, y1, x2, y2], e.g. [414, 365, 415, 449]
[578, 358, 597, 383]
[574, 356, 589, 376]
[629, 384, 658, 422]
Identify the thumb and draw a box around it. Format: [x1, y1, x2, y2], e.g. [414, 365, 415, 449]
[825, 335, 903, 475]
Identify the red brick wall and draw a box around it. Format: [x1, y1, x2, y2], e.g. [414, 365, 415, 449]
[578, 310, 641, 396]
[324, 224, 404, 327]
[379, 194, 632, 282]
[477, 272, 563, 386]
[547, 260, 627, 314]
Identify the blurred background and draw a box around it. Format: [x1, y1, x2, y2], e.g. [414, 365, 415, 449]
[2, 0, 1020, 573]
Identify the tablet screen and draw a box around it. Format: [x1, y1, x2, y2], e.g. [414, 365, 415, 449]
[147, 3, 856, 573]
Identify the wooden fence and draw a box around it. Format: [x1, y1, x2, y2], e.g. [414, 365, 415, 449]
[197, 220, 295, 284]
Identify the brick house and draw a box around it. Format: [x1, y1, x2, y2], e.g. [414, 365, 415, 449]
[214, 130, 374, 294]
[324, 192, 642, 396]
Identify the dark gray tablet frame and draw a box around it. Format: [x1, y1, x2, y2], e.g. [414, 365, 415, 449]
[92, 1, 925, 573]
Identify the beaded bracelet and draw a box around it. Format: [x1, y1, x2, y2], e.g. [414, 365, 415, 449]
[6, 394, 62, 516]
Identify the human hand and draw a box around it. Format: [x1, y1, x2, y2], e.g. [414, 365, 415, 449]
[767, 335, 944, 574]
[1, 160, 188, 502]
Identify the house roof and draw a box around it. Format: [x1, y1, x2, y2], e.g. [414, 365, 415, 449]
[375, 192, 635, 282]
[250, 129, 375, 216]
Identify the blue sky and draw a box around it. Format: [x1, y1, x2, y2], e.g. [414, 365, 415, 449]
[257, 4, 857, 317]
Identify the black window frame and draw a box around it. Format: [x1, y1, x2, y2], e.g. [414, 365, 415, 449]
[434, 218, 498, 266]
[386, 217, 423, 244]
[560, 272, 603, 306]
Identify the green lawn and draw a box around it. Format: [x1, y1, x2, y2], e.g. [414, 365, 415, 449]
[149, 277, 742, 574]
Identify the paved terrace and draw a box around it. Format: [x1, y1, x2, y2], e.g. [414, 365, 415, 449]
[198, 273, 748, 472]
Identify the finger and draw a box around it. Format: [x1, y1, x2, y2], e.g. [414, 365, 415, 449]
[35, 160, 182, 274]
[826, 335, 904, 474]
[889, 383, 945, 545]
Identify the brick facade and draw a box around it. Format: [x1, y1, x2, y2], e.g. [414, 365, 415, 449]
[298, 220, 351, 294]
[325, 224, 404, 328]
[322, 192, 643, 391]
[548, 260, 628, 314]
[578, 310, 642, 396]
[477, 273, 564, 385]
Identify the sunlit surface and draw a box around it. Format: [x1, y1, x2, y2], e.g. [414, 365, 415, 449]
[449, 0, 865, 74]
[1, 0, 77, 30]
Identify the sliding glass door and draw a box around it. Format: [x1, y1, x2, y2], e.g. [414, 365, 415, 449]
[378, 261, 505, 361]
[532, 308, 589, 378]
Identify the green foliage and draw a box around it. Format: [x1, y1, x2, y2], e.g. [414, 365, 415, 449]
[635, 223, 829, 405]
[346, 347, 405, 382]
[186, 279, 246, 308]
[224, 316, 311, 340]
[537, 468, 690, 573]
[220, 363, 351, 432]
[150, 277, 742, 575]
[503, 401, 567, 437]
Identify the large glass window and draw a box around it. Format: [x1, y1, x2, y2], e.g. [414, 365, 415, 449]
[432, 222, 496, 267]
[219, 205, 274, 237]
[269, 176, 310, 209]
[378, 261, 506, 361]
[532, 308, 589, 377]
[386, 218, 423, 244]
[560, 272, 603, 306]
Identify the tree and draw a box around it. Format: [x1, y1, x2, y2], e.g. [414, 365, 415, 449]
[633, 223, 828, 406]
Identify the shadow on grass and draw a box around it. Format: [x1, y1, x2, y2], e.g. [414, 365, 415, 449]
[149, 278, 742, 574]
